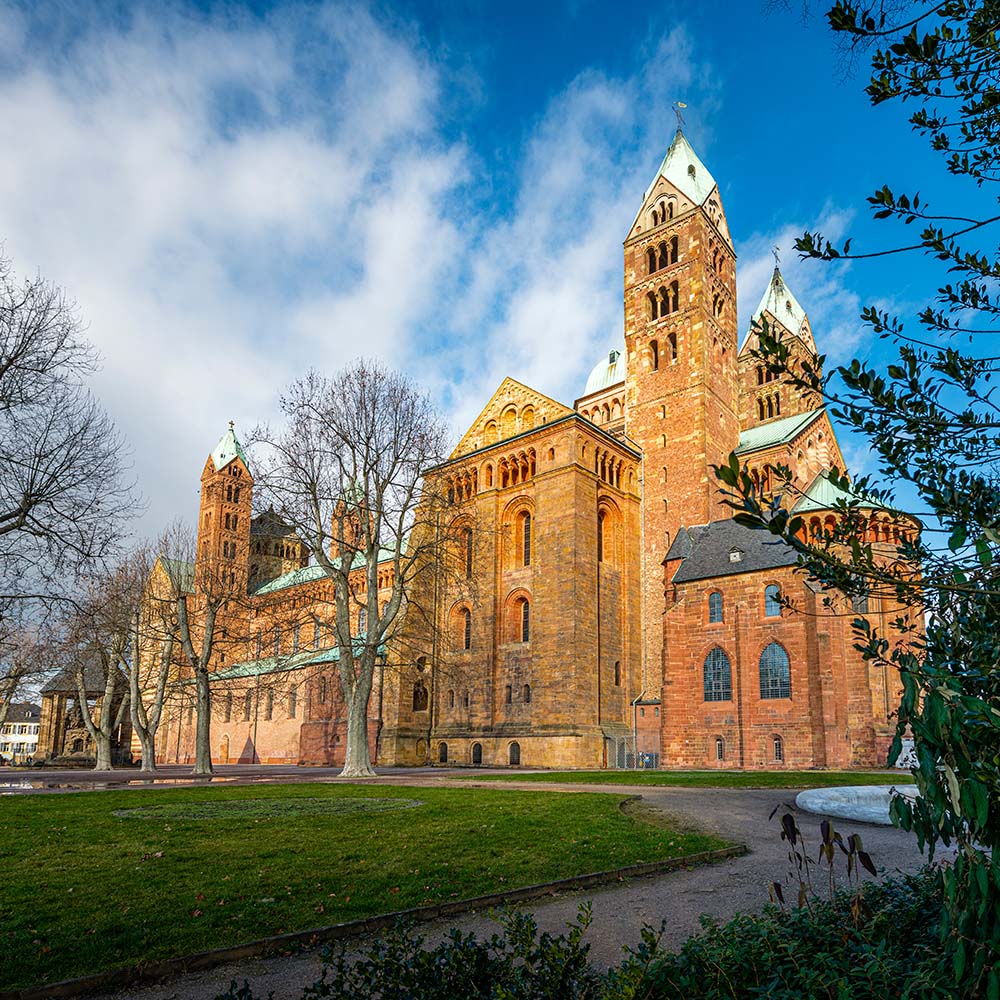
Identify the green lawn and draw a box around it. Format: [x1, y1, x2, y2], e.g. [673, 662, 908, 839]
[463, 769, 916, 788]
[0, 782, 726, 990]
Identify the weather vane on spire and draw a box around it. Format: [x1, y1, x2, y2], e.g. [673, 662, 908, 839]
[772, 245, 782, 268]
[673, 101, 687, 130]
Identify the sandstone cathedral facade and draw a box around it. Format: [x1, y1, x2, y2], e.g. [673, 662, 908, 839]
[37, 129, 907, 771]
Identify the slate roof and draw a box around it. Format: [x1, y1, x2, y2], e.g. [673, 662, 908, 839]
[42, 661, 108, 695]
[735, 408, 824, 455]
[668, 519, 799, 584]
[2, 702, 40, 723]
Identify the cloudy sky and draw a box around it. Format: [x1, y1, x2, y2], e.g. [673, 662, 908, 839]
[0, 1, 952, 536]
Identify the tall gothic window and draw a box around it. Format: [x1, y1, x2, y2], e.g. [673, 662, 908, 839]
[522, 513, 531, 566]
[463, 608, 472, 650]
[520, 598, 530, 642]
[703, 647, 732, 702]
[651, 339, 659, 371]
[597, 511, 605, 562]
[465, 527, 473, 578]
[759, 642, 791, 699]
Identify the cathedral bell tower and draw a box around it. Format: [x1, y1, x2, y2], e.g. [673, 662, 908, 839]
[195, 422, 253, 596]
[623, 129, 740, 688]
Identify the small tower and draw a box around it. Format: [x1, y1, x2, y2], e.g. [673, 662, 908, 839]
[738, 265, 821, 430]
[195, 422, 253, 594]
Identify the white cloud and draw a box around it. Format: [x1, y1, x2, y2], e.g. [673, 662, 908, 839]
[0, 2, 470, 535]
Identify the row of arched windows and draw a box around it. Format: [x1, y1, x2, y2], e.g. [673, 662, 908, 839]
[645, 236, 679, 274]
[756, 365, 778, 385]
[647, 281, 680, 321]
[223, 513, 240, 530]
[221, 540, 237, 559]
[707, 585, 782, 622]
[703, 642, 791, 702]
[224, 484, 242, 502]
[714, 734, 783, 762]
[580, 396, 624, 425]
[482, 404, 537, 444]
[801, 514, 914, 548]
[438, 741, 521, 766]
[650, 198, 675, 226]
[453, 594, 531, 649]
[757, 393, 781, 420]
[221, 685, 298, 722]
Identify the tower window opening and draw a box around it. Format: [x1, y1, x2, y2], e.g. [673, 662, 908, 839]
[646, 246, 657, 274]
[597, 511, 605, 562]
[647, 291, 658, 321]
[774, 735, 784, 762]
[667, 332, 677, 362]
[715, 736, 725, 761]
[522, 512, 531, 566]
[463, 608, 472, 650]
[524, 684, 531, 703]
[651, 339, 659, 371]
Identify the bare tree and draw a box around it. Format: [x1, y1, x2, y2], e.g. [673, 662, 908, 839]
[159, 521, 248, 775]
[0, 249, 135, 600]
[0, 614, 56, 729]
[251, 361, 449, 777]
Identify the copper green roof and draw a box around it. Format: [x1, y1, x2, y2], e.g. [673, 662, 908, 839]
[210, 422, 250, 472]
[792, 470, 891, 514]
[582, 348, 626, 396]
[249, 548, 398, 596]
[189, 640, 388, 684]
[160, 557, 195, 594]
[642, 129, 718, 209]
[735, 408, 824, 455]
[743, 266, 810, 349]
[250, 564, 328, 596]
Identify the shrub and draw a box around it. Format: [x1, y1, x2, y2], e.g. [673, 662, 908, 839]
[216, 868, 949, 1000]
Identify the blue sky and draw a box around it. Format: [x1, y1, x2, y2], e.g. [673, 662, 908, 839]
[0, 0, 961, 535]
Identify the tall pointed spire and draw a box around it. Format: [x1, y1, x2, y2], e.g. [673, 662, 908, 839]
[210, 421, 250, 472]
[744, 265, 815, 351]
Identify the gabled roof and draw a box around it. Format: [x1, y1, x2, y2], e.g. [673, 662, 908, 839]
[742, 266, 815, 352]
[735, 408, 825, 455]
[160, 557, 195, 595]
[792, 470, 891, 514]
[210, 422, 250, 472]
[669, 519, 798, 584]
[42, 662, 108, 695]
[449, 377, 573, 459]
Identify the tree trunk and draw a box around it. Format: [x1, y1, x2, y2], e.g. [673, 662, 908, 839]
[137, 732, 157, 771]
[192, 665, 213, 774]
[93, 731, 113, 771]
[340, 684, 376, 778]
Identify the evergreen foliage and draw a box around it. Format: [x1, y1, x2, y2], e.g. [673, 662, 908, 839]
[716, 3, 1000, 996]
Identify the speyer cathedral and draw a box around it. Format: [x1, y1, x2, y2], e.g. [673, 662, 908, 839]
[37, 129, 909, 770]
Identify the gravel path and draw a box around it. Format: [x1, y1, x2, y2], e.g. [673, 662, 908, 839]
[84, 776, 932, 1000]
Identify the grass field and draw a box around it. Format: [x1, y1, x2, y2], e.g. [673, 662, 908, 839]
[464, 769, 917, 788]
[0, 782, 726, 990]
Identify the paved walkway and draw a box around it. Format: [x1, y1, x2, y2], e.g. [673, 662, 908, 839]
[67, 770, 934, 1000]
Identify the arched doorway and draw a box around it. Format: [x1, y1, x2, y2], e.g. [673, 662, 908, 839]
[509, 741, 521, 766]
[438, 742, 448, 763]
[472, 742, 483, 766]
